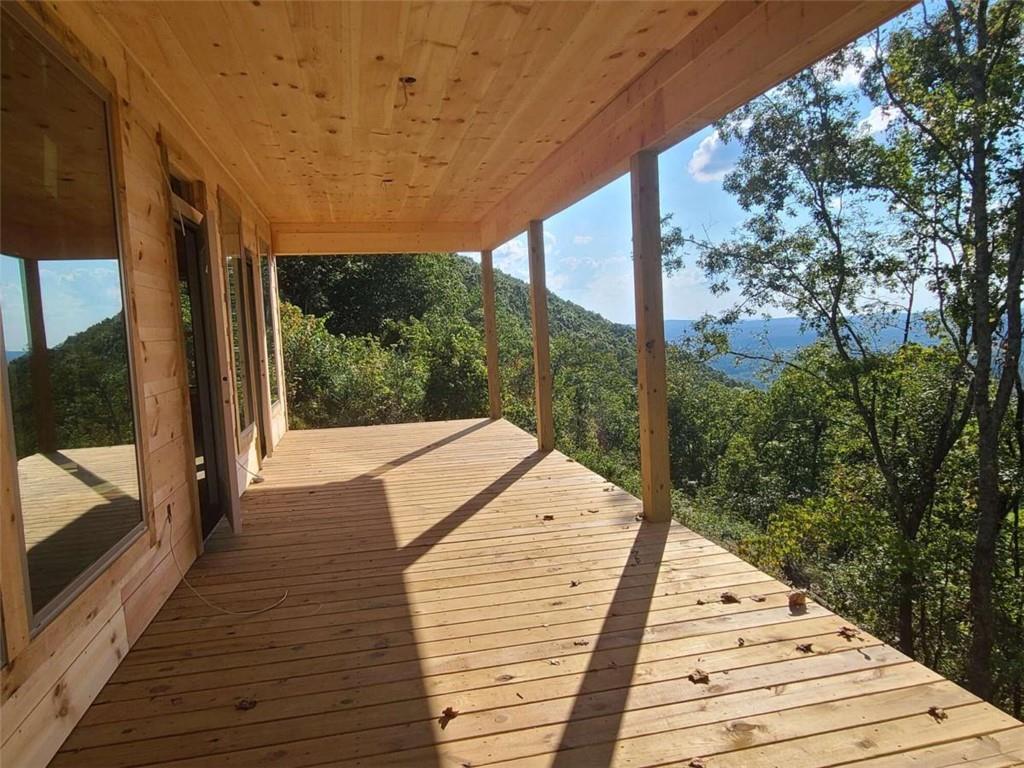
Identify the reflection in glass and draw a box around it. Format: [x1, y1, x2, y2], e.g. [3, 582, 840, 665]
[0, 12, 143, 620]
[259, 245, 281, 404]
[220, 204, 252, 432]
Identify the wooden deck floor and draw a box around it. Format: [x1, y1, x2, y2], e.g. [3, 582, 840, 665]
[54, 419, 1022, 767]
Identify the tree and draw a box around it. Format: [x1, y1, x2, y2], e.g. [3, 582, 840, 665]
[862, 0, 1024, 698]
[666, 48, 972, 658]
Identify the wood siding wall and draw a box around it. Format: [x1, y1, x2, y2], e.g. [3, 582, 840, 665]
[0, 4, 283, 765]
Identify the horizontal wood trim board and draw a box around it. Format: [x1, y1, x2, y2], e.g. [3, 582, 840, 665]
[271, 222, 483, 255]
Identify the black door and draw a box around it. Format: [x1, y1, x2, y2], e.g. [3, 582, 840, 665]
[175, 220, 228, 538]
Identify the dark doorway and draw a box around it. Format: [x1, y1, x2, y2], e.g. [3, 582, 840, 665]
[174, 216, 228, 538]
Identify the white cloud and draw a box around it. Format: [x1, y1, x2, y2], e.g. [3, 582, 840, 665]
[492, 235, 529, 279]
[688, 132, 732, 183]
[687, 126, 746, 184]
[491, 230, 558, 281]
[858, 105, 895, 135]
[835, 45, 876, 88]
[572, 234, 594, 245]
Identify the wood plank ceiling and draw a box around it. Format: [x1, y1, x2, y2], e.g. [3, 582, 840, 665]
[94, 1, 910, 252]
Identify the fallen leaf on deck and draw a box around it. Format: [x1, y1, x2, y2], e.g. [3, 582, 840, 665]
[634, 512, 645, 522]
[516, 692, 524, 700]
[587, 508, 599, 513]
[548, 659, 561, 666]
[796, 643, 814, 654]
[837, 626, 862, 641]
[496, 674, 515, 682]
[696, 598, 706, 605]
[928, 705, 948, 722]
[750, 595, 766, 603]
[688, 758, 706, 767]
[542, 514, 555, 521]
[570, 580, 581, 588]
[737, 637, 745, 647]
[235, 698, 258, 711]
[438, 706, 460, 730]
[688, 668, 710, 685]
[720, 591, 741, 604]
[573, 639, 590, 647]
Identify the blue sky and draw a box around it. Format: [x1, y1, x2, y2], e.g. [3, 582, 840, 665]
[465, 133, 749, 325]
[466, 42, 913, 326]
[0, 256, 124, 352]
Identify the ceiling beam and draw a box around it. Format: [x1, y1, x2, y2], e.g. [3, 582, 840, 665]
[478, 0, 912, 250]
[271, 221, 483, 256]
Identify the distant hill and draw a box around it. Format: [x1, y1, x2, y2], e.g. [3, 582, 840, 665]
[5, 350, 25, 363]
[664, 316, 938, 385]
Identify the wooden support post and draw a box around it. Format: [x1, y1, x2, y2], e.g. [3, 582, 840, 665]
[21, 259, 57, 453]
[631, 151, 672, 522]
[480, 250, 502, 420]
[527, 221, 554, 452]
[0, 312, 32, 658]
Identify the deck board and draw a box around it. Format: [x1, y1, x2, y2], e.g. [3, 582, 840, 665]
[53, 419, 1021, 767]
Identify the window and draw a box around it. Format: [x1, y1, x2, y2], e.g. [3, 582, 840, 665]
[219, 198, 253, 435]
[259, 241, 282, 405]
[0, 9, 144, 626]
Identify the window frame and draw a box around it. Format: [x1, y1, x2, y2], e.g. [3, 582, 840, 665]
[258, 239, 282, 407]
[217, 190, 257, 446]
[0, 4, 150, 645]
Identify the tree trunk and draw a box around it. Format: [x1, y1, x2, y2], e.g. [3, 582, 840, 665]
[966, 431, 1003, 699]
[897, 561, 916, 657]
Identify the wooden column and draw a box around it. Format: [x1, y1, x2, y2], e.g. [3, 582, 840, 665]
[480, 250, 502, 419]
[21, 259, 57, 453]
[0, 312, 32, 657]
[631, 151, 672, 521]
[527, 221, 554, 452]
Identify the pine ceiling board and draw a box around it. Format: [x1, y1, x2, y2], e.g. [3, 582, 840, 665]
[383, 2, 478, 219]
[220, 1, 328, 221]
[271, 0, 355, 220]
[393, 1, 529, 219]
[434, 1, 712, 223]
[94, 2, 281, 215]
[407, 1, 592, 223]
[97, 1, 715, 225]
[155, 1, 317, 220]
[93, 1, 903, 237]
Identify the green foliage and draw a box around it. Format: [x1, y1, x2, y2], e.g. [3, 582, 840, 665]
[8, 314, 134, 457]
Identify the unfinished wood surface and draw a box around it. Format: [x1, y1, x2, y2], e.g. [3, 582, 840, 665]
[630, 152, 671, 523]
[527, 221, 553, 452]
[84, 1, 908, 253]
[480, 249, 502, 420]
[0, 3, 272, 766]
[52, 419, 1020, 767]
[0, 323, 31, 658]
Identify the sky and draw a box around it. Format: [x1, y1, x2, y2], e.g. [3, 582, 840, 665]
[0, 257, 124, 352]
